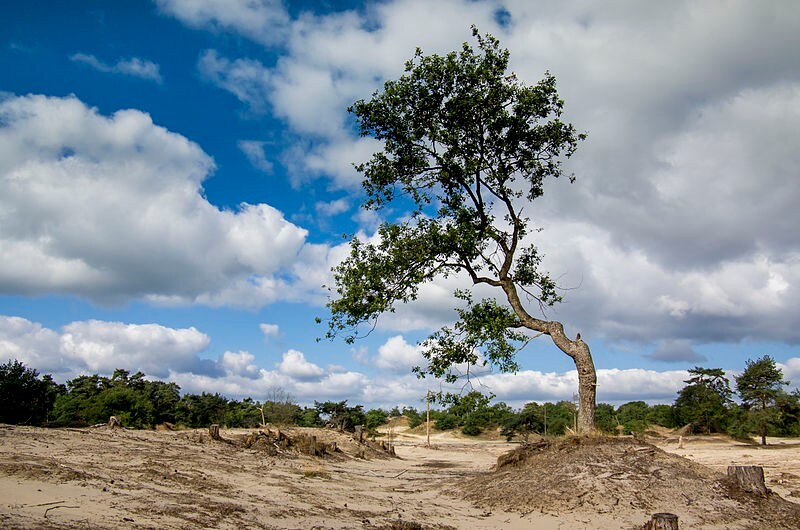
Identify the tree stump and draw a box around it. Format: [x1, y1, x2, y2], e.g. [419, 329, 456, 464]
[107, 416, 122, 429]
[209, 424, 222, 441]
[728, 465, 768, 495]
[355, 425, 364, 444]
[644, 512, 678, 530]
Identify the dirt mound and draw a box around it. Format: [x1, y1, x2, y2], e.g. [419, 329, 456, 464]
[219, 426, 397, 460]
[459, 435, 800, 528]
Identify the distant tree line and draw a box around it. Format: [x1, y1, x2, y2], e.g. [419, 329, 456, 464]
[1, 356, 798, 445]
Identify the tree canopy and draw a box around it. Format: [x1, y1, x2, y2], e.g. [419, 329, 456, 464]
[736, 355, 789, 445]
[323, 27, 597, 431]
[673, 367, 732, 434]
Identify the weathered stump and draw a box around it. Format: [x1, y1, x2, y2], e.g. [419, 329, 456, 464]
[355, 425, 364, 444]
[107, 416, 122, 429]
[644, 512, 678, 530]
[209, 424, 222, 441]
[728, 465, 768, 495]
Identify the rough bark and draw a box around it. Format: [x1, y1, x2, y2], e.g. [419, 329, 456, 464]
[643, 513, 679, 530]
[728, 465, 769, 495]
[208, 424, 222, 441]
[503, 282, 597, 432]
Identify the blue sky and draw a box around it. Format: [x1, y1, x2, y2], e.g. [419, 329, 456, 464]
[1, 0, 799, 408]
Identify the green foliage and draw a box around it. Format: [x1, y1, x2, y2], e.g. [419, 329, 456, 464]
[402, 406, 424, 428]
[775, 390, 800, 436]
[735, 356, 789, 444]
[674, 366, 732, 434]
[501, 401, 545, 441]
[314, 400, 365, 432]
[323, 27, 586, 392]
[616, 401, 650, 435]
[647, 404, 676, 428]
[364, 408, 389, 432]
[296, 407, 322, 427]
[434, 412, 459, 431]
[175, 392, 228, 428]
[226, 397, 263, 428]
[0, 360, 64, 425]
[260, 388, 302, 426]
[421, 293, 526, 382]
[593, 403, 617, 434]
[547, 401, 577, 435]
[438, 391, 498, 435]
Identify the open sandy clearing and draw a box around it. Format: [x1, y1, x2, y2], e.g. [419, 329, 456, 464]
[1, 425, 799, 529]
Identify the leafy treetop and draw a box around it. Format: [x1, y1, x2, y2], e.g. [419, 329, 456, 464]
[324, 27, 586, 384]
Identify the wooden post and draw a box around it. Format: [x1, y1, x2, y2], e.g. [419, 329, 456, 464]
[543, 403, 547, 436]
[426, 390, 431, 448]
[644, 513, 678, 530]
[728, 465, 768, 495]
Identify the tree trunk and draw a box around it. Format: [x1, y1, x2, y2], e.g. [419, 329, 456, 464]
[574, 343, 597, 433]
[727, 465, 768, 495]
[644, 513, 679, 530]
[503, 284, 597, 433]
[209, 424, 222, 441]
[547, 322, 596, 433]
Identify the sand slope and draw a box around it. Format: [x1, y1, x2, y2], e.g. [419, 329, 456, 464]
[2, 424, 799, 529]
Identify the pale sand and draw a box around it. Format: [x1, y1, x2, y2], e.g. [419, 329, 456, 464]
[1, 424, 797, 529]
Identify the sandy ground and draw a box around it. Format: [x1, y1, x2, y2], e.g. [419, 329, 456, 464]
[1, 424, 798, 529]
[657, 434, 800, 501]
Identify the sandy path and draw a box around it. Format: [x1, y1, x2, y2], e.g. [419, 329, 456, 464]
[3, 425, 798, 529]
[0, 426, 585, 529]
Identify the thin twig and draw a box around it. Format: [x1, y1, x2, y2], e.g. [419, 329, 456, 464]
[44, 505, 80, 518]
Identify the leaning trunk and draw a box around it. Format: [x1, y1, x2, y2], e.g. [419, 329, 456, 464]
[546, 322, 597, 433]
[574, 344, 597, 433]
[504, 284, 598, 432]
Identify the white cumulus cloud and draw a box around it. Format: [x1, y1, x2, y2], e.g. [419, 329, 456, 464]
[277, 349, 324, 380]
[155, 0, 290, 46]
[0, 94, 309, 307]
[259, 323, 280, 337]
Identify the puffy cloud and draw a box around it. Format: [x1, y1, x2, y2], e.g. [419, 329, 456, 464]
[779, 358, 800, 388]
[277, 349, 324, 380]
[0, 94, 308, 306]
[192, 0, 800, 350]
[59, 320, 212, 377]
[478, 368, 689, 405]
[155, 0, 290, 46]
[8, 314, 786, 406]
[70, 53, 163, 83]
[314, 198, 349, 217]
[0, 315, 212, 378]
[0, 316, 63, 373]
[293, 371, 369, 400]
[259, 323, 280, 337]
[198, 50, 272, 113]
[219, 350, 260, 378]
[374, 335, 425, 372]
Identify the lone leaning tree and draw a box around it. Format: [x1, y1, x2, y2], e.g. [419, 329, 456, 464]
[324, 28, 597, 432]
